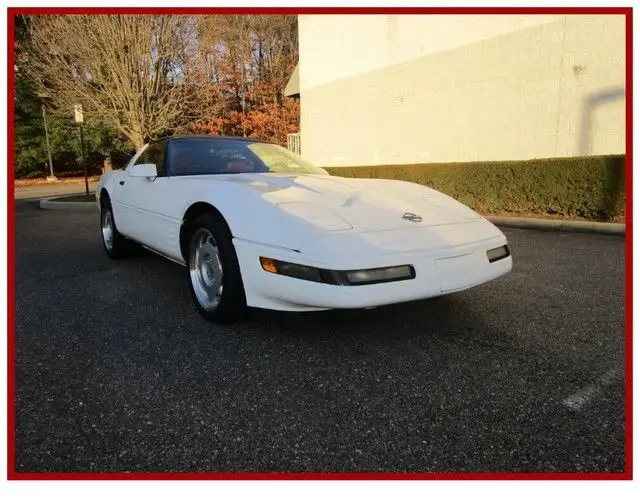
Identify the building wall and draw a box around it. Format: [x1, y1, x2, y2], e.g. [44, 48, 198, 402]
[297, 15, 625, 167]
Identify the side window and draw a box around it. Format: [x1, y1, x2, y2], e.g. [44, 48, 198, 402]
[134, 141, 166, 177]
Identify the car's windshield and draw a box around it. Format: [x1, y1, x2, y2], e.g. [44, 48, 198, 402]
[168, 139, 328, 176]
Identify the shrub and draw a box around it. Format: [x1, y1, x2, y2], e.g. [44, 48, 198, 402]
[326, 155, 626, 221]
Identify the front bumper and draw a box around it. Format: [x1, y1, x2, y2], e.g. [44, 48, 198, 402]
[234, 234, 512, 312]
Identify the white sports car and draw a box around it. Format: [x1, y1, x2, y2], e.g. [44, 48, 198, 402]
[96, 135, 512, 323]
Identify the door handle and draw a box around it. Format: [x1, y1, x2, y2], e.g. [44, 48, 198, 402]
[119, 180, 125, 185]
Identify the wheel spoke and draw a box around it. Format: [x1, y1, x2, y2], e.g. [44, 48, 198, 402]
[202, 275, 219, 300]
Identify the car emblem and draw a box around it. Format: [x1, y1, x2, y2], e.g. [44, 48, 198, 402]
[402, 212, 423, 222]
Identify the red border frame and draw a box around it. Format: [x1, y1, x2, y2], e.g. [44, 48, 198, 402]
[6, 6, 633, 481]
[624, 7, 634, 483]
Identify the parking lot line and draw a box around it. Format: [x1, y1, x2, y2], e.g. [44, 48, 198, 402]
[562, 368, 623, 411]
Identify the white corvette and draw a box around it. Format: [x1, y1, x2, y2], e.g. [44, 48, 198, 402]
[96, 135, 512, 323]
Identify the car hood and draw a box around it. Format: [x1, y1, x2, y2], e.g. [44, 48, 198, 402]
[188, 172, 482, 233]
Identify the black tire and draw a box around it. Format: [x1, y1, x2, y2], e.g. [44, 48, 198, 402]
[186, 211, 247, 323]
[100, 196, 138, 259]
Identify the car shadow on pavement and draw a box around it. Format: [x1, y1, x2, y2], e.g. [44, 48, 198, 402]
[249, 295, 472, 336]
[123, 248, 513, 350]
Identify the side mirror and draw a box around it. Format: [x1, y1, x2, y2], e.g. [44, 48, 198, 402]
[129, 163, 157, 178]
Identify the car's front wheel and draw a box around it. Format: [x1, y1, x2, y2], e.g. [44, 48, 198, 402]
[100, 197, 135, 259]
[186, 212, 247, 323]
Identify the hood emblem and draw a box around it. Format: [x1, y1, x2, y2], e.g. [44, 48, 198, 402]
[402, 212, 423, 222]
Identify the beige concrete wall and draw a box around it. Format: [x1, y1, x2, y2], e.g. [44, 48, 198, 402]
[297, 15, 625, 166]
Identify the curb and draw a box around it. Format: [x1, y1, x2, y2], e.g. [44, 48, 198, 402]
[39, 195, 98, 212]
[487, 215, 625, 236]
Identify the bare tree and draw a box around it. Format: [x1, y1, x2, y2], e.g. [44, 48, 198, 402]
[196, 15, 297, 107]
[22, 15, 201, 149]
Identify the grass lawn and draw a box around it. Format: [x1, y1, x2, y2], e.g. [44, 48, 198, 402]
[15, 176, 101, 187]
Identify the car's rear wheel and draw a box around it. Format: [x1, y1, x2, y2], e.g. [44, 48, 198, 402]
[100, 197, 135, 259]
[186, 212, 247, 323]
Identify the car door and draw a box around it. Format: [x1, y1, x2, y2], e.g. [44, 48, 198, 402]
[111, 140, 181, 258]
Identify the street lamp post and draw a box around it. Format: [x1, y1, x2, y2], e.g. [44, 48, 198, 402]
[74, 103, 89, 196]
[37, 93, 56, 182]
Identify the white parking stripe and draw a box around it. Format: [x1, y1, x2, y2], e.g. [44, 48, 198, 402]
[562, 368, 623, 411]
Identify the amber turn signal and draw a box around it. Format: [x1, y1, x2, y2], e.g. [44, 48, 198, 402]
[260, 257, 279, 273]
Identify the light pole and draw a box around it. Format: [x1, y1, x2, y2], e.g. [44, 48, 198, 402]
[37, 93, 56, 181]
[74, 103, 89, 196]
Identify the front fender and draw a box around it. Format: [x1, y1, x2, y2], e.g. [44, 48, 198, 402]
[180, 184, 318, 252]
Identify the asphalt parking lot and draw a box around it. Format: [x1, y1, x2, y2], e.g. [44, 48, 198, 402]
[13, 198, 627, 474]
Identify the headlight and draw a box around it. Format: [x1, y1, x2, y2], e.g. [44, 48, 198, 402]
[346, 266, 414, 285]
[259, 258, 415, 286]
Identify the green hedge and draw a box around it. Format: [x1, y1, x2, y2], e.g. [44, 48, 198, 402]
[326, 155, 626, 221]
